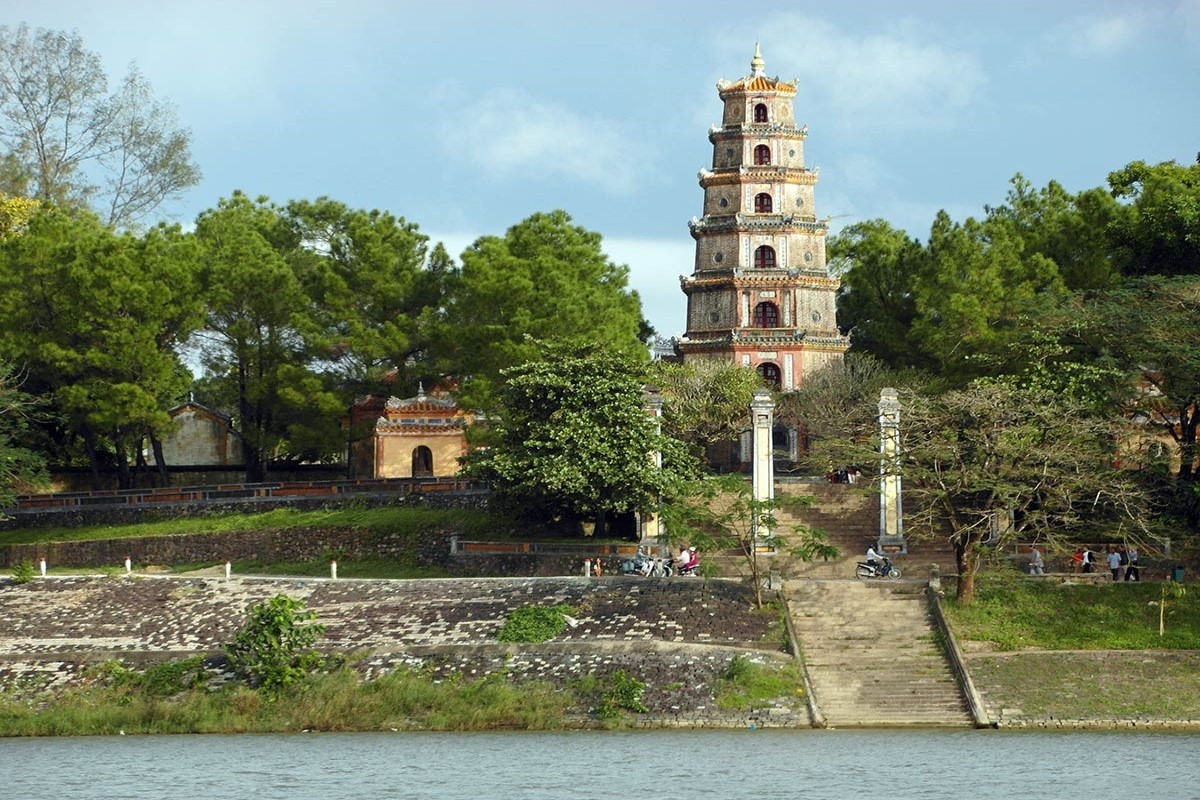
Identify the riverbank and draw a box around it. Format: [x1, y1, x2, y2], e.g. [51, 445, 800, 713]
[0, 574, 809, 734]
[3, 573, 1198, 734]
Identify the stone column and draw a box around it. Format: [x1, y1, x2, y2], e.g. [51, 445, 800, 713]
[750, 388, 775, 549]
[878, 387, 907, 554]
[641, 388, 665, 554]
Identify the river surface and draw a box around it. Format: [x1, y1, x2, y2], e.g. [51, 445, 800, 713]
[1, 729, 1197, 799]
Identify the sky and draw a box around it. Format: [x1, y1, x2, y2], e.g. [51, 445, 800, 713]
[8, 0, 1200, 338]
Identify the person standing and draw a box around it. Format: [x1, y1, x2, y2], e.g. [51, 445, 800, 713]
[1029, 546, 1045, 575]
[1125, 547, 1141, 582]
[1072, 548, 1084, 574]
[1082, 548, 1095, 574]
[1106, 547, 1121, 580]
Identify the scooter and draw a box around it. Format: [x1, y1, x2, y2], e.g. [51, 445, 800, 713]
[854, 556, 901, 580]
[620, 549, 673, 577]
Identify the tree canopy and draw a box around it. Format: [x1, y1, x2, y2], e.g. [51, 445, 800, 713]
[0, 206, 201, 485]
[463, 344, 689, 535]
[0, 25, 200, 228]
[439, 210, 648, 411]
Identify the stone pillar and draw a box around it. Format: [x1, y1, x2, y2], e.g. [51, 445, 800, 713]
[641, 388, 665, 554]
[751, 388, 775, 549]
[878, 387, 907, 554]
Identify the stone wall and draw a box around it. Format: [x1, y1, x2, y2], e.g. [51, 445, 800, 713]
[0, 575, 809, 728]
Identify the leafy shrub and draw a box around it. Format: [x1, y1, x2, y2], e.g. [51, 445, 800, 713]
[715, 656, 805, 711]
[10, 559, 35, 584]
[595, 670, 648, 718]
[496, 604, 575, 643]
[225, 594, 326, 695]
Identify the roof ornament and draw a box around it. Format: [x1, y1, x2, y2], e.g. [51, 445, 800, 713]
[750, 42, 765, 77]
[417, 381, 426, 400]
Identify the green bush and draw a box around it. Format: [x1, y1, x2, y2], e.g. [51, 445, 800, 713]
[225, 595, 326, 695]
[595, 670, 648, 718]
[10, 559, 35, 584]
[715, 656, 805, 711]
[496, 604, 575, 643]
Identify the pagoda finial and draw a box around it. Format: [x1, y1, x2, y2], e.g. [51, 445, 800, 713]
[750, 42, 765, 77]
[417, 381, 426, 400]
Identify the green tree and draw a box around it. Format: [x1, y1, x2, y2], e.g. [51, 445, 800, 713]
[0, 365, 46, 509]
[897, 381, 1147, 603]
[663, 474, 837, 608]
[911, 212, 1066, 383]
[285, 198, 448, 396]
[652, 359, 762, 463]
[1085, 276, 1200, 525]
[464, 344, 688, 536]
[0, 24, 199, 227]
[0, 207, 201, 486]
[984, 174, 1123, 291]
[831, 219, 925, 369]
[440, 211, 647, 411]
[225, 594, 325, 696]
[193, 193, 344, 480]
[1108, 159, 1200, 278]
[779, 353, 898, 450]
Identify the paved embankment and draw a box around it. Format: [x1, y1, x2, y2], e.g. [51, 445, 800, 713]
[0, 575, 809, 728]
[963, 649, 1200, 729]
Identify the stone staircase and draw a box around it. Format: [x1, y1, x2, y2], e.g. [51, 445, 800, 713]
[784, 579, 974, 727]
[771, 480, 956, 580]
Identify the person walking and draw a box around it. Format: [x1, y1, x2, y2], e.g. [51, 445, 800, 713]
[1107, 547, 1121, 581]
[1029, 546, 1045, 575]
[1125, 547, 1141, 582]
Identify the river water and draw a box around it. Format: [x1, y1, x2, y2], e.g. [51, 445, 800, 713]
[1, 729, 1197, 799]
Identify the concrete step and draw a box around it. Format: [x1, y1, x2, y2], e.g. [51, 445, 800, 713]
[784, 578, 972, 728]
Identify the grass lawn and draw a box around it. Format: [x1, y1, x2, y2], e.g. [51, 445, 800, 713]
[0, 505, 505, 546]
[943, 571, 1200, 650]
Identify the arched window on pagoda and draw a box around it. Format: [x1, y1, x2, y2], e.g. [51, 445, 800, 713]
[412, 445, 433, 478]
[753, 301, 779, 328]
[754, 245, 776, 269]
[758, 362, 781, 388]
[754, 103, 769, 123]
[754, 144, 771, 165]
[754, 193, 772, 213]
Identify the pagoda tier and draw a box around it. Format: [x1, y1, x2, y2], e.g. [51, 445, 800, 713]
[677, 45, 847, 390]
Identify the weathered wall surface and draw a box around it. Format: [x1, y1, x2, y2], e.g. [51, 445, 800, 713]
[0, 575, 808, 728]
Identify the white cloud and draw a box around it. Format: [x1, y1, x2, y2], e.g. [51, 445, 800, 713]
[1067, 13, 1147, 55]
[720, 15, 985, 131]
[441, 88, 647, 195]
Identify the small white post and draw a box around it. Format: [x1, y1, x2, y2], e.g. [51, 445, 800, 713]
[124, 556, 132, 575]
[330, 559, 338, 580]
[584, 559, 591, 577]
[39, 557, 47, 577]
[225, 561, 232, 580]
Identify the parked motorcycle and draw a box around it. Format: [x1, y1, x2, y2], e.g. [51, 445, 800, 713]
[619, 548, 673, 577]
[854, 556, 902, 580]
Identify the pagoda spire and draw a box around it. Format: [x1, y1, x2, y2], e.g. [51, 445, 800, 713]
[750, 42, 765, 77]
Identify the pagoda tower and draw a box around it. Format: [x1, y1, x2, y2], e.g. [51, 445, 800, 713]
[677, 46, 848, 389]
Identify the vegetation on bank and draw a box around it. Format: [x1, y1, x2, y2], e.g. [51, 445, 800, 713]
[942, 573, 1200, 650]
[0, 664, 577, 736]
[0, 505, 505, 547]
[0, 654, 806, 737]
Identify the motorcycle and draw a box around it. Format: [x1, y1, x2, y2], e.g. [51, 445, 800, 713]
[854, 556, 902, 580]
[620, 549, 673, 577]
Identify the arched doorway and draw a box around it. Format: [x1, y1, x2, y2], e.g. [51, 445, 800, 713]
[411, 446, 433, 477]
[757, 362, 781, 388]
